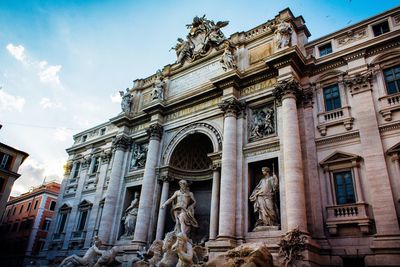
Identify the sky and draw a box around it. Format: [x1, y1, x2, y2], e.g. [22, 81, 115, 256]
[1, 0, 399, 196]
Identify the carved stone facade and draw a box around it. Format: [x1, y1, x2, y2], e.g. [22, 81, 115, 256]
[43, 8, 400, 267]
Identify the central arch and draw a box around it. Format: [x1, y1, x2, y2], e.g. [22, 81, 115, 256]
[162, 128, 218, 243]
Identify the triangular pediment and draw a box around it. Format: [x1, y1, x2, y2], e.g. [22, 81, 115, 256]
[320, 151, 361, 166]
[387, 141, 400, 155]
[59, 203, 72, 211]
[78, 199, 93, 208]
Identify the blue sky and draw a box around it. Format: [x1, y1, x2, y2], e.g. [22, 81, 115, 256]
[1, 0, 399, 195]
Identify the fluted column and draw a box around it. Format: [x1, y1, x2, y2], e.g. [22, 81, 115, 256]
[217, 99, 244, 239]
[133, 123, 163, 244]
[98, 135, 132, 243]
[156, 176, 171, 240]
[209, 164, 220, 240]
[274, 79, 307, 231]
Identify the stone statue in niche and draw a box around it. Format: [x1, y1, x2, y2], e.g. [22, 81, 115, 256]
[119, 88, 132, 114]
[250, 106, 275, 139]
[275, 20, 293, 49]
[220, 41, 237, 71]
[161, 179, 198, 237]
[130, 143, 148, 171]
[249, 167, 280, 229]
[152, 70, 165, 101]
[122, 192, 140, 237]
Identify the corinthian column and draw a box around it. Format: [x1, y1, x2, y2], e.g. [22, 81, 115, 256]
[133, 123, 163, 244]
[98, 135, 132, 243]
[273, 79, 307, 231]
[217, 98, 244, 239]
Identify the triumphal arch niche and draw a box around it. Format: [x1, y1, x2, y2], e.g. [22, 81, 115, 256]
[49, 6, 400, 267]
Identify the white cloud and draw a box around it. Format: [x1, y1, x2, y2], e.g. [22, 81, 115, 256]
[38, 60, 62, 85]
[0, 89, 26, 112]
[110, 91, 122, 103]
[6, 43, 27, 63]
[54, 127, 72, 142]
[40, 97, 64, 109]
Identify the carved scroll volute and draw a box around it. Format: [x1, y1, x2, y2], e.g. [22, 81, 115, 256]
[112, 135, 133, 151]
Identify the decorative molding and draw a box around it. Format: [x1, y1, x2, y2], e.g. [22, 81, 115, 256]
[243, 139, 280, 157]
[379, 121, 400, 133]
[344, 71, 373, 95]
[146, 123, 163, 140]
[273, 78, 304, 105]
[315, 131, 360, 147]
[218, 98, 246, 117]
[124, 173, 144, 183]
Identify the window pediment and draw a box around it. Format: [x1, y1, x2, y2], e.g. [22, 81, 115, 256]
[387, 141, 400, 155]
[320, 151, 361, 169]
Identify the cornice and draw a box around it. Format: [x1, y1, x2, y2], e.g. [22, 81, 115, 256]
[315, 131, 360, 147]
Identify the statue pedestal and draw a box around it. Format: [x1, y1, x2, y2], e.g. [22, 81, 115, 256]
[252, 225, 280, 232]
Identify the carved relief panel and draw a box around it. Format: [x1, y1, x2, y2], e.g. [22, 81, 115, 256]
[129, 143, 148, 171]
[248, 103, 276, 142]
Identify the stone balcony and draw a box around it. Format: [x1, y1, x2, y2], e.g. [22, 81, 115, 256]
[378, 92, 400, 121]
[317, 106, 354, 136]
[326, 202, 372, 235]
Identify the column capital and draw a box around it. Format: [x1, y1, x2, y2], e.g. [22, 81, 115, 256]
[273, 78, 302, 103]
[158, 175, 173, 183]
[112, 135, 132, 151]
[146, 123, 163, 140]
[218, 98, 246, 118]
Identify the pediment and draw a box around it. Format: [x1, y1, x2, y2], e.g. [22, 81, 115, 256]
[320, 151, 361, 166]
[387, 141, 400, 155]
[78, 199, 93, 208]
[59, 203, 72, 211]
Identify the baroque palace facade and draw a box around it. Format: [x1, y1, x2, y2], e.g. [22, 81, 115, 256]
[44, 7, 400, 267]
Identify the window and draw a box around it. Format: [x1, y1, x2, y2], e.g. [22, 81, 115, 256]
[73, 162, 81, 178]
[0, 152, 13, 170]
[82, 135, 87, 142]
[100, 128, 106, 136]
[0, 177, 5, 193]
[49, 201, 56, 211]
[57, 213, 68, 233]
[383, 65, 400, 95]
[319, 42, 332, 57]
[7, 209, 11, 217]
[27, 202, 31, 211]
[323, 84, 342, 111]
[42, 218, 51, 231]
[77, 210, 88, 231]
[12, 207, 16, 215]
[372, 21, 389, 37]
[334, 171, 356, 205]
[34, 200, 39, 210]
[92, 157, 100, 173]
[19, 205, 24, 214]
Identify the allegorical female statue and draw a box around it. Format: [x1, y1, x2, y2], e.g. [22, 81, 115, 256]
[249, 167, 279, 228]
[122, 192, 140, 237]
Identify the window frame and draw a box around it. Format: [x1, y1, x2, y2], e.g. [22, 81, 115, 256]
[323, 83, 342, 112]
[318, 42, 333, 57]
[372, 20, 390, 37]
[383, 64, 400, 95]
[333, 169, 356, 205]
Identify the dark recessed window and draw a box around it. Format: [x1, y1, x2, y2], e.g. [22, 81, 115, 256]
[77, 210, 88, 231]
[100, 128, 106, 136]
[334, 171, 356, 205]
[12, 207, 16, 215]
[0, 177, 5, 193]
[319, 42, 333, 57]
[0, 153, 13, 170]
[57, 213, 68, 233]
[372, 21, 390, 37]
[82, 135, 87, 142]
[92, 157, 100, 173]
[323, 84, 342, 111]
[383, 65, 400, 95]
[34, 200, 39, 210]
[73, 162, 81, 178]
[19, 205, 24, 214]
[27, 202, 31, 211]
[49, 201, 56, 211]
[42, 219, 51, 231]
